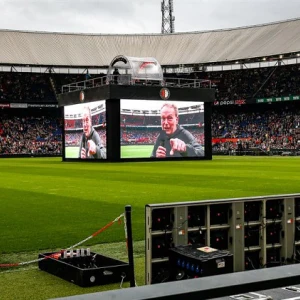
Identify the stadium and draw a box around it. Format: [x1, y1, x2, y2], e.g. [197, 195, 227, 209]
[0, 3, 300, 299]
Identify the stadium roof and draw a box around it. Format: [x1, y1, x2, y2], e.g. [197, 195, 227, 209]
[0, 18, 299, 68]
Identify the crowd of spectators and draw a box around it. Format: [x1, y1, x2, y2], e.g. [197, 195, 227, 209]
[167, 64, 300, 101]
[0, 63, 300, 156]
[0, 64, 299, 104]
[64, 132, 81, 146]
[1, 104, 299, 156]
[0, 71, 106, 103]
[212, 103, 300, 154]
[206, 65, 300, 101]
[0, 72, 55, 103]
[121, 127, 204, 145]
[0, 112, 62, 155]
[121, 129, 159, 145]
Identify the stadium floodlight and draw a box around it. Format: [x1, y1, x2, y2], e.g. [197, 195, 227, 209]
[161, 0, 175, 34]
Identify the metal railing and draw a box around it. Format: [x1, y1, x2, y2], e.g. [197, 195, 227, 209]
[61, 75, 211, 94]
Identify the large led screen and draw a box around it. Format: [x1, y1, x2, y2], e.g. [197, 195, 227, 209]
[121, 100, 205, 159]
[64, 100, 106, 159]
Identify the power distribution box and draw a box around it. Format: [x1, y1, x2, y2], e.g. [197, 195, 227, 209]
[168, 244, 233, 281]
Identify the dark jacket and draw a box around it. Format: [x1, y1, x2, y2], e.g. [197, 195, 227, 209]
[151, 125, 204, 157]
[79, 127, 106, 159]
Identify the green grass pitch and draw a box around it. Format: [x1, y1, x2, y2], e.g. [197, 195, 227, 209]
[65, 146, 79, 158]
[121, 145, 153, 158]
[67, 145, 153, 158]
[1, 156, 300, 298]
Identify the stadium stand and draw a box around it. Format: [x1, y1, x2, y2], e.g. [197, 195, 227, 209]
[194, 64, 300, 101]
[0, 63, 300, 156]
[0, 18, 299, 157]
[1, 64, 299, 103]
[0, 72, 105, 103]
[0, 109, 62, 156]
[0, 72, 53, 102]
[212, 102, 300, 155]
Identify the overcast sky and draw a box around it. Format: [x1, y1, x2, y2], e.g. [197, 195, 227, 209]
[0, 0, 299, 34]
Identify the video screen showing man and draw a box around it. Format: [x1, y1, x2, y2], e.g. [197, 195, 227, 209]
[151, 103, 204, 158]
[79, 106, 106, 159]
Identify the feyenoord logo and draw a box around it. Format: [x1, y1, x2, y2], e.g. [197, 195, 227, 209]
[160, 88, 170, 100]
[79, 91, 85, 102]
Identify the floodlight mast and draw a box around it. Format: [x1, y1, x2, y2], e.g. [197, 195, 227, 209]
[161, 0, 175, 34]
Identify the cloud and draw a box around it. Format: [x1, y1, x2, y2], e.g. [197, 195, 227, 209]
[0, 0, 161, 33]
[0, 0, 298, 33]
[175, 0, 300, 32]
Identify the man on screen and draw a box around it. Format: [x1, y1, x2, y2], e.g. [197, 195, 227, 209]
[151, 103, 204, 158]
[79, 106, 106, 159]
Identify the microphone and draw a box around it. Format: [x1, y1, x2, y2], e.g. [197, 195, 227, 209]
[82, 135, 87, 149]
[160, 139, 165, 148]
